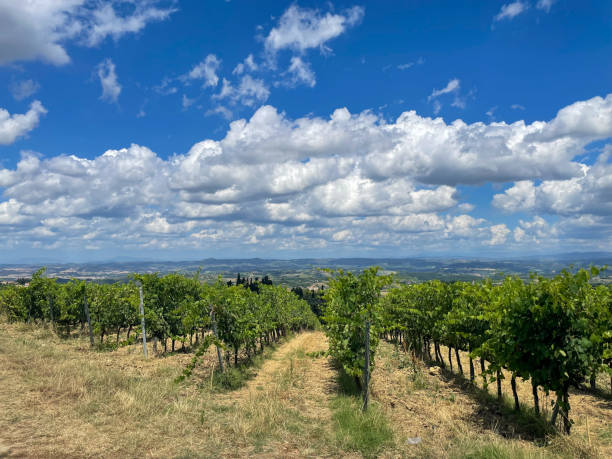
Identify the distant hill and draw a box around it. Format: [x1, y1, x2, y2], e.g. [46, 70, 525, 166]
[1, 254, 610, 287]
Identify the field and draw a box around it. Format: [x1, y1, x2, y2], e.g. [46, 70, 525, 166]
[1, 322, 610, 458]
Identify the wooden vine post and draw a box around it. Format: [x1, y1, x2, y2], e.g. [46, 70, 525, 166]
[210, 308, 224, 372]
[362, 318, 370, 412]
[45, 270, 54, 330]
[83, 289, 94, 347]
[137, 281, 148, 358]
[48, 295, 55, 330]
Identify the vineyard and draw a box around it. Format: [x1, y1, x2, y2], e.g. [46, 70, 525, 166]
[324, 266, 611, 435]
[0, 265, 611, 457]
[0, 268, 318, 364]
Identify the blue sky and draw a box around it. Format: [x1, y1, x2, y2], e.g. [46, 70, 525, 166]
[0, 0, 611, 262]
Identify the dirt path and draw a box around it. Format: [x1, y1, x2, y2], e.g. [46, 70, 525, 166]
[221, 331, 335, 408]
[212, 331, 339, 456]
[245, 332, 331, 392]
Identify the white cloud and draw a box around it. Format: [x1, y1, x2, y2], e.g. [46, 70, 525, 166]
[513, 216, 552, 243]
[0, 199, 29, 225]
[213, 75, 270, 107]
[533, 93, 612, 141]
[154, 77, 178, 95]
[445, 214, 486, 238]
[432, 100, 442, 115]
[10, 79, 40, 101]
[511, 104, 525, 110]
[451, 95, 467, 109]
[397, 57, 423, 70]
[205, 105, 233, 120]
[0, 146, 168, 220]
[487, 224, 510, 245]
[264, 4, 364, 54]
[0, 101, 47, 145]
[182, 94, 195, 109]
[0, 0, 176, 66]
[332, 229, 352, 241]
[536, 0, 556, 13]
[494, 1, 528, 21]
[429, 78, 460, 100]
[458, 203, 475, 213]
[285, 56, 316, 87]
[513, 226, 526, 242]
[186, 54, 221, 88]
[492, 180, 536, 212]
[1, 94, 612, 254]
[233, 54, 258, 75]
[85, 1, 176, 47]
[493, 149, 612, 216]
[97, 58, 121, 103]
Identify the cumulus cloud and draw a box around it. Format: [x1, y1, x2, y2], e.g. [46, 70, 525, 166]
[533, 93, 612, 141]
[0, 199, 29, 225]
[494, 1, 528, 21]
[487, 224, 511, 245]
[0, 146, 168, 219]
[1, 94, 611, 254]
[492, 180, 536, 212]
[97, 58, 121, 103]
[265, 4, 364, 54]
[166, 4, 364, 114]
[513, 216, 552, 243]
[0, 101, 47, 145]
[493, 148, 612, 216]
[0, 0, 176, 66]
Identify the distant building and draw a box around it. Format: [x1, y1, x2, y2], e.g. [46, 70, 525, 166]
[306, 282, 326, 291]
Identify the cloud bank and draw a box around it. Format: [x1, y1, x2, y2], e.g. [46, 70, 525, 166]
[1, 93, 611, 256]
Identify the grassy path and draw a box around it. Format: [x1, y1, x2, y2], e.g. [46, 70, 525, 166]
[211, 331, 339, 456]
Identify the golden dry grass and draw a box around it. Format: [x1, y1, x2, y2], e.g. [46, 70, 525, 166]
[0, 323, 340, 458]
[0, 322, 610, 458]
[370, 340, 611, 458]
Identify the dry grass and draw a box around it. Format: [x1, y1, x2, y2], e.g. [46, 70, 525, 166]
[370, 340, 611, 458]
[0, 323, 339, 458]
[0, 322, 610, 458]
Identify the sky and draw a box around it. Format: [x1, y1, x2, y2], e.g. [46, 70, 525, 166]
[0, 0, 611, 263]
